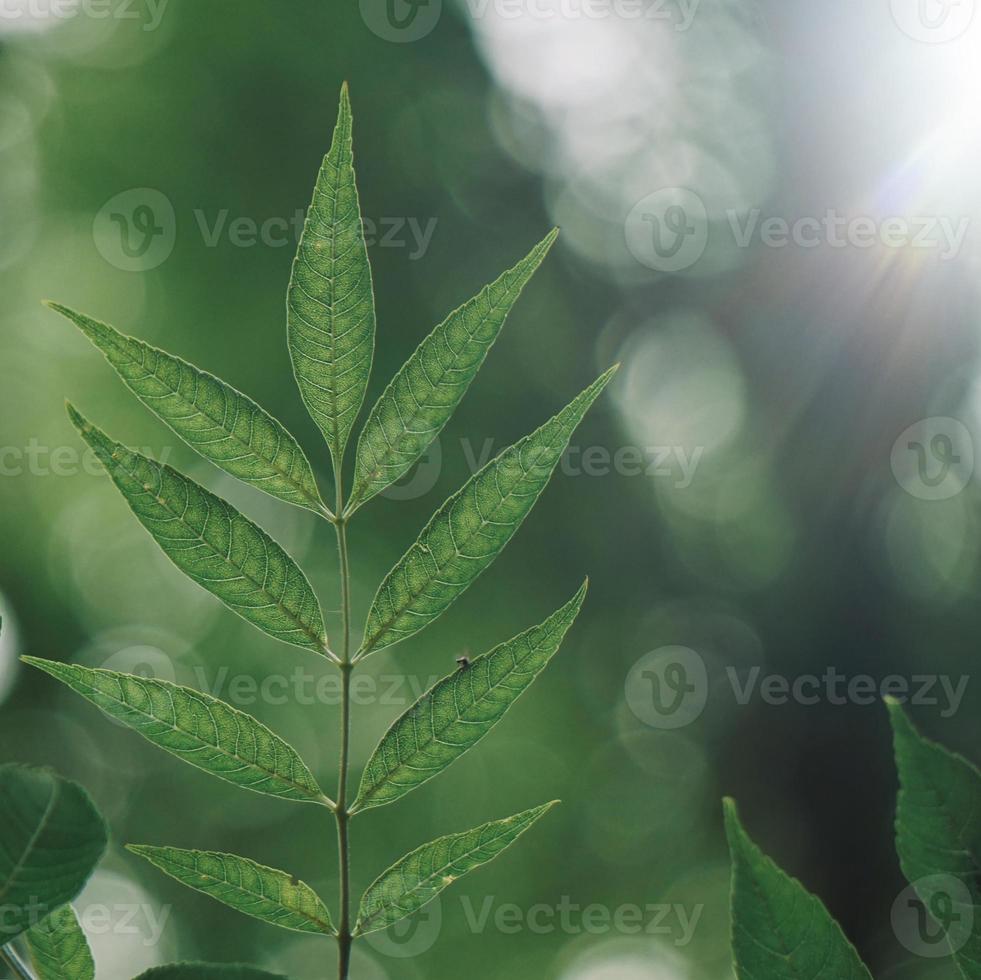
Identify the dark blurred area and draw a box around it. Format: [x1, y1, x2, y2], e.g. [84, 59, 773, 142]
[1, 1, 979, 977]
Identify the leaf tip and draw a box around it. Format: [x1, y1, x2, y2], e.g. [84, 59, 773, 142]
[722, 796, 742, 840]
[600, 363, 620, 385]
[336, 81, 353, 125]
[886, 697, 917, 743]
[44, 300, 84, 324]
[65, 400, 88, 432]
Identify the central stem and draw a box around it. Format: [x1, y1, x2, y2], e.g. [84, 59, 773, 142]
[334, 494, 354, 980]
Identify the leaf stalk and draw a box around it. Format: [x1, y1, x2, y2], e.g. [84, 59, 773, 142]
[333, 489, 354, 979]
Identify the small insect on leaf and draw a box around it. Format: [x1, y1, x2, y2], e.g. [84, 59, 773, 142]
[354, 583, 587, 813]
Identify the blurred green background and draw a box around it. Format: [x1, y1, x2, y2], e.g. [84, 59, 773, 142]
[2, 1, 980, 977]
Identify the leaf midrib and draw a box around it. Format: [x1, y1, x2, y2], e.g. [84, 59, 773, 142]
[144, 851, 333, 933]
[363, 433, 559, 653]
[109, 332, 324, 513]
[66, 671, 324, 803]
[903, 750, 981, 903]
[356, 816, 535, 933]
[0, 777, 58, 905]
[361, 619, 564, 802]
[104, 445, 324, 650]
[351, 281, 521, 506]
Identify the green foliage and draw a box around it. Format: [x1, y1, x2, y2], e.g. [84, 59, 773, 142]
[723, 798, 873, 980]
[23, 659, 330, 806]
[127, 846, 335, 935]
[346, 230, 558, 514]
[355, 803, 557, 935]
[889, 700, 981, 978]
[50, 303, 327, 515]
[287, 82, 375, 472]
[66, 405, 327, 653]
[353, 582, 587, 812]
[723, 708, 981, 978]
[358, 367, 616, 658]
[25, 905, 95, 980]
[0, 764, 108, 943]
[134, 967, 287, 979]
[37, 85, 608, 979]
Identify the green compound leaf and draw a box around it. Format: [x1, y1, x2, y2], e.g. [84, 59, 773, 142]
[22, 659, 331, 808]
[346, 231, 559, 515]
[134, 966, 287, 980]
[724, 798, 873, 980]
[0, 765, 108, 943]
[127, 845, 334, 936]
[68, 405, 327, 654]
[287, 82, 375, 470]
[354, 802, 556, 936]
[358, 367, 616, 658]
[889, 700, 981, 979]
[353, 582, 587, 813]
[26, 905, 95, 980]
[49, 304, 328, 516]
